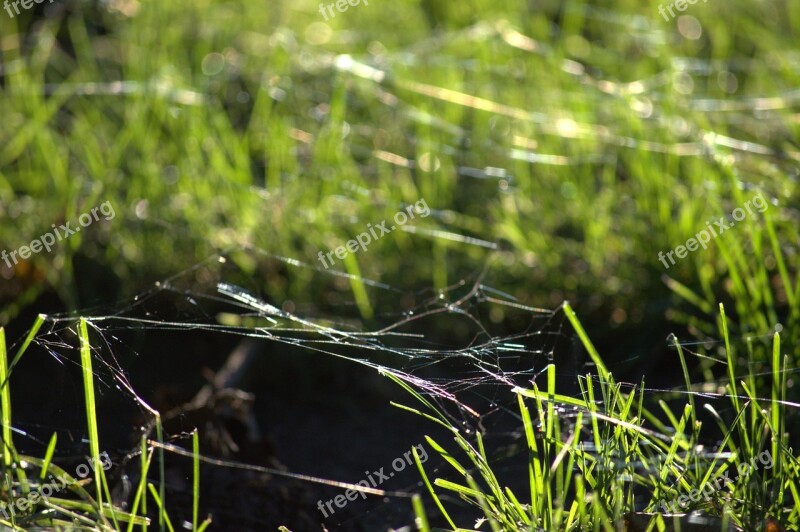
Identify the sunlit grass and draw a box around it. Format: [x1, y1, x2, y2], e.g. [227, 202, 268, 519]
[0, 318, 208, 531]
[0, 0, 797, 529]
[407, 305, 799, 529]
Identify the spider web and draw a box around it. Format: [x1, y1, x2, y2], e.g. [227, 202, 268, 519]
[4, 246, 588, 530]
[6, 249, 797, 530]
[2, 4, 798, 528]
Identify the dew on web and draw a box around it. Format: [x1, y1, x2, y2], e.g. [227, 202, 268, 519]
[1, 244, 583, 526]
[5, 242, 798, 528]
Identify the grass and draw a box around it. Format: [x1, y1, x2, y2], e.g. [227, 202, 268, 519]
[0, 319, 163, 530]
[0, 300, 794, 529]
[0, 317, 216, 530]
[406, 304, 798, 530]
[0, 0, 797, 342]
[0, 0, 798, 529]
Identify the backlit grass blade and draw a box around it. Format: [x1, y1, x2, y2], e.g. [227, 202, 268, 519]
[0, 328, 12, 468]
[78, 319, 105, 518]
[771, 331, 781, 484]
[7, 314, 45, 374]
[192, 430, 200, 531]
[126, 436, 153, 532]
[147, 483, 175, 532]
[412, 444, 456, 530]
[412, 494, 430, 532]
[562, 301, 609, 382]
[40, 433, 58, 481]
[672, 336, 697, 429]
[516, 392, 540, 518]
[719, 304, 751, 452]
[78, 319, 119, 529]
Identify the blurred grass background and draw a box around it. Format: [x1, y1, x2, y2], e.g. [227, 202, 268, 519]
[0, 0, 798, 382]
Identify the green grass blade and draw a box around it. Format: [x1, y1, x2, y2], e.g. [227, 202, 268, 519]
[562, 302, 609, 381]
[412, 445, 456, 530]
[8, 314, 45, 372]
[672, 336, 697, 429]
[126, 437, 153, 532]
[39, 433, 58, 481]
[192, 430, 199, 531]
[0, 328, 12, 468]
[78, 319, 107, 524]
[412, 493, 431, 532]
[147, 483, 175, 532]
